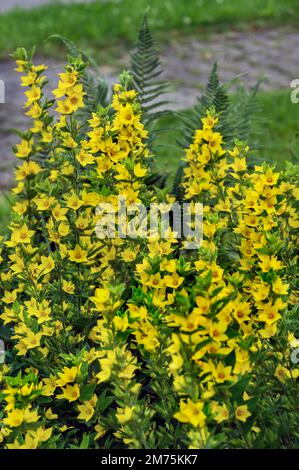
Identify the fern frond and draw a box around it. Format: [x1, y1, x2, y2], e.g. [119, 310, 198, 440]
[227, 78, 265, 148]
[180, 63, 264, 149]
[180, 63, 231, 147]
[171, 162, 187, 201]
[130, 15, 170, 122]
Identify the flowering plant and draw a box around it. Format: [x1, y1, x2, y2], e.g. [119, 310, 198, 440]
[0, 27, 298, 449]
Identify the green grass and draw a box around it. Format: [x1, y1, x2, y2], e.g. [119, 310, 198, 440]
[0, 0, 298, 59]
[0, 194, 12, 233]
[0, 90, 298, 231]
[257, 90, 299, 164]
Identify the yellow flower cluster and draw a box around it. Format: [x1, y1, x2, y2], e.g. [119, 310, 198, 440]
[0, 54, 298, 449]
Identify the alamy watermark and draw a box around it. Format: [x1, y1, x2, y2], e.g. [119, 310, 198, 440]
[0, 339, 5, 364]
[0, 79, 5, 104]
[95, 196, 203, 249]
[290, 79, 299, 103]
[290, 348, 299, 364]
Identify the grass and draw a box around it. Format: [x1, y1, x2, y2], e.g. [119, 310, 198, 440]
[0, 194, 13, 232]
[0, 0, 298, 60]
[0, 90, 298, 230]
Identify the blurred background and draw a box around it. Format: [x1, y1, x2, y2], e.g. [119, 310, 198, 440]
[0, 0, 299, 214]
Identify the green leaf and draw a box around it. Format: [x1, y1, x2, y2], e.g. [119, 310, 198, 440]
[97, 393, 114, 414]
[80, 383, 96, 402]
[79, 433, 90, 449]
[230, 375, 252, 402]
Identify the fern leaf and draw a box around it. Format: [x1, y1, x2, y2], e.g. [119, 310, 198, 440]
[130, 14, 170, 122]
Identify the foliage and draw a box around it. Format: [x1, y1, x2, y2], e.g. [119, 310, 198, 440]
[0, 28, 298, 450]
[130, 14, 169, 124]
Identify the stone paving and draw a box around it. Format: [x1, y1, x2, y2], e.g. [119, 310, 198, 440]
[1, 27, 299, 188]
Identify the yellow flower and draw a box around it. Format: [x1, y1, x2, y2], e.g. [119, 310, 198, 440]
[76, 149, 95, 167]
[12, 181, 25, 194]
[95, 423, 106, 440]
[59, 71, 78, 88]
[57, 366, 78, 387]
[26, 102, 42, 118]
[42, 128, 53, 143]
[45, 408, 58, 420]
[209, 320, 228, 343]
[15, 59, 27, 72]
[30, 301, 52, 324]
[62, 279, 75, 294]
[260, 168, 280, 186]
[118, 103, 136, 126]
[23, 408, 40, 424]
[235, 405, 251, 423]
[259, 323, 277, 339]
[163, 272, 184, 289]
[35, 196, 56, 211]
[133, 163, 147, 178]
[57, 384, 80, 402]
[146, 273, 163, 289]
[168, 353, 184, 374]
[121, 248, 137, 262]
[213, 363, 233, 384]
[208, 131, 223, 153]
[75, 215, 89, 230]
[42, 376, 57, 397]
[15, 161, 41, 181]
[52, 204, 68, 221]
[231, 157, 247, 172]
[10, 224, 34, 245]
[65, 84, 85, 111]
[32, 427, 52, 443]
[272, 277, 289, 296]
[274, 365, 291, 383]
[68, 245, 88, 263]
[209, 262, 224, 282]
[21, 330, 43, 351]
[234, 350, 251, 375]
[13, 200, 29, 216]
[15, 139, 32, 158]
[58, 221, 70, 237]
[115, 406, 135, 424]
[39, 255, 55, 275]
[96, 352, 115, 383]
[212, 403, 230, 424]
[56, 99, 73, 115]
[65, 193, 83, 210]
[113, 315, 129, 332]
[77, 401, 95, 422]
[258, 254, 284, 273]
[24, 85, 41, 105]
[32, 64, 48, 73]
[201, 114, 218, 129]
[288, 333, 299, 348]
[233, 301, 251, 323]
[3, 409, 24, 428]
[90, 287, 110, 308]
[61, 132, 78, 148]
[174, 399, 206, 428]
[2, 289, 18, 304]
[258, 302, 281, 325]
